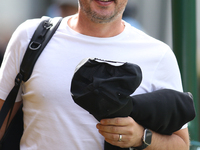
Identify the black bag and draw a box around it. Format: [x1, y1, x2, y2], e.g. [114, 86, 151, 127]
[0, 16, 62, 150]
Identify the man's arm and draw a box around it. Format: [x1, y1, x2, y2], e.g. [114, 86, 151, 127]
[0, 99, 22, 140]
[96, 117, 189, 150]
[148, 128, 189, 150]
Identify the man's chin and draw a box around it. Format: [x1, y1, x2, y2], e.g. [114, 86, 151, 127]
[90, 14, 115, 24]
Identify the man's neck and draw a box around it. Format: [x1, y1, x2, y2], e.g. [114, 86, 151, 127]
[68, 14, 125, 38]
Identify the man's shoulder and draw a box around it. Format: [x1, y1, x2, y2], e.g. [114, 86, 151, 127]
[124, 22, 171, 51]
[19, 18, 43, 36]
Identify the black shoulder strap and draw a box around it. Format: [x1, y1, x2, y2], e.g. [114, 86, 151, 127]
[21, 16, 62, 82]
[0, 17, 62, 128]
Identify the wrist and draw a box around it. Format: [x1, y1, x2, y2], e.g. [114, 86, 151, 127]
[132, 128, 152, 150]
[134, 127, 145, 147]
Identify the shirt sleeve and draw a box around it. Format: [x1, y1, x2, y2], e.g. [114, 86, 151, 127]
[151, 47, 183, 92]
[0, 19, 40, 102]
[151, 47, 188, 129]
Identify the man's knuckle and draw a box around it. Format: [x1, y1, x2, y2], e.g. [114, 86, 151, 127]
[111, 134, 116, 140]
[111, 126, 118, 132]
[115, 118, 122, 124]
[127, 129, 134, 135]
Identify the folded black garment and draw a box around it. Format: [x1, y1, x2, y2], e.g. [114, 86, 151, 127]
[104, 90, 196, 150]
[71, 58, 196, 150]
[130, 89, 196, 135]
[71, 58, 142, 121]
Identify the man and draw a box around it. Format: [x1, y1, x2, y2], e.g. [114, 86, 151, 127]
[0, 0, 189, 149]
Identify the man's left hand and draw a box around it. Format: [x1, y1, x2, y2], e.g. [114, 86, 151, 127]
[96, 116, 144, 148]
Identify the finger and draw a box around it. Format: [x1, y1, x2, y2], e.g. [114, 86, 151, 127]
[99, 132, 129, 148]
[99, 130, 122, 141]
[97, 123, 127, 134]
[99, 130, 130, 144]
[100, 116, 132, 126]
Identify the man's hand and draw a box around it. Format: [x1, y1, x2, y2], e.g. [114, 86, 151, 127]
[96, 116, 190, 150]
[96, 116, 144, 148]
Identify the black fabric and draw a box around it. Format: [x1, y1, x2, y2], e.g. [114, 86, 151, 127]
[104, 141, 129, 150]
[103, 90, 196, 150]
[0, 77, 22, 128]
[0, 105, 23, 150]
[71, 58, 196, 150]
[71, 58, 142, 121]
[71, 58, 142, 150]
[130, 89, 196, 135]
[0, 73, 23, 150]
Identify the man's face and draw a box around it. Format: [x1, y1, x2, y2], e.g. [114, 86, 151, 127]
[78, 0, 128, 23]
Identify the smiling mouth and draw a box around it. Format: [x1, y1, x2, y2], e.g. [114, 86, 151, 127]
[98, 0, 114, 2]
[94, 0, 115, 6]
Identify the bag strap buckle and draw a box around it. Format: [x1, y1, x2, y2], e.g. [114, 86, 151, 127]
[15, 73, 23, 86]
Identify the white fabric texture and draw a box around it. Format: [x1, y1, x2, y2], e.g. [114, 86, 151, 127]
[0, 16, 184, 150]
